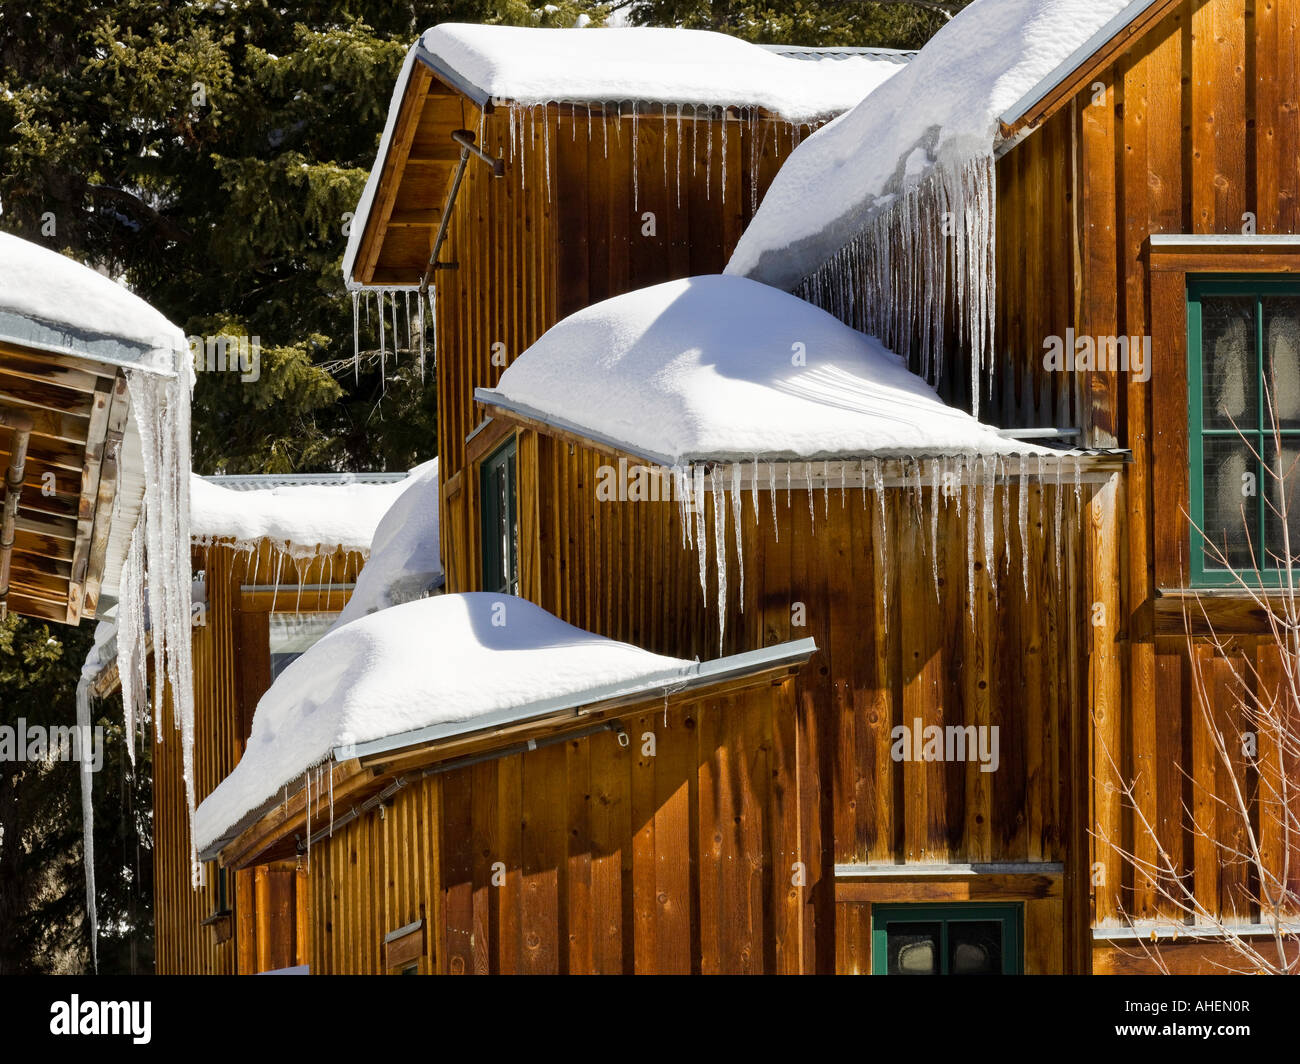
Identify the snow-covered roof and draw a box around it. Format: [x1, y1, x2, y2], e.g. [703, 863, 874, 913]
[418, 24, 902, 117]
[329, 459, 442, 631]
[342, 25, 903, 288]
[190, 471, 416, 556]
[725, 0, 1136, 289]
[0, 231, 186, 375]
[193, 593, 702, 854]
[477, 275, 1039, 465]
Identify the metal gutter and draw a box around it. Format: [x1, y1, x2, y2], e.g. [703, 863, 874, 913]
[0, 405, 34, 621]
[203, 472, 408, 490]
[478, 387, 1129, 471]
[998, 0, 1164, 129]
[1150, 234, 1300, 247]
[333, 636, 818, 763]
[836, 861, 1064, 878]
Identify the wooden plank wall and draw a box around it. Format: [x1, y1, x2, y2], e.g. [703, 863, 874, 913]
[430, 680, 807, 975]
[435, 103, 800, 595]
[153, 541, 366, 974]
[305, 774, 441, 975]
[514, 432, 1089, 972]
[978, 0, 1300, 954]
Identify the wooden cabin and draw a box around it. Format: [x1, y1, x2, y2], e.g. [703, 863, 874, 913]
[342, 25, 907, 594]
[88, 469, 425, 974]
[161, 8, 1300, 977]
[0, 234, 186, 627]
[728, 0, 1300, 973]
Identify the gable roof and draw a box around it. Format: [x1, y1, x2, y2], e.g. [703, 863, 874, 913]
[997, 0, 1180, 138]
[342, 25, 905, 289]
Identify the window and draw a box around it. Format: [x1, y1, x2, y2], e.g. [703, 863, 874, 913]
[480, 437, 519, 595]
[1188, 277, 1300, 585]
[269, 611, 337, 680]
[871, 903, 1022, 975]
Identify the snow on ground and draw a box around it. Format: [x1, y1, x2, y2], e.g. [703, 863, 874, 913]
[189, 473, 415, 556]
[329, 459, 442, 630]
[0, 231, 186, 371]
[193, 593, 695, 852]
[481, 275, 1040, 464]
[726, 0, 1134, 288]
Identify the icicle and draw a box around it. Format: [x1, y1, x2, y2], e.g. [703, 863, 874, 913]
[823, 460, 830, 518]
[1053, 457, 1064, 588]
[351, 291, 360, 384]
[841, 461, 848, 509]
[750, 457, 759, 521]
[730, 463, 744, 613]
[792, 154, 997, 417]
[712, 468, 728, 653]
[694, 465, 708, 604]
[675, 104, 683, 209]
[1019, 458, 1030, 597]
[123, 357, 196, 885]
[390, 289, 399, 363]
[805, 462, 815, 532]
[417, 290, 426, 381]
[662, 110, 669, 193]
[76, 677, 97, 972]
[676, 466, 691, 550]
[632, 107, 639, 211]
[870, 458, 888, 634]
[966, 457, 978, 627]
[378, 290, 386, 372]
[720, 111, 728, 206]
[930, 459, 941, 601]
[982, 454, 997, 602]
[706, 118, 713, 201]
[543, 103, 552, 201]
[769, 463, 779, 544]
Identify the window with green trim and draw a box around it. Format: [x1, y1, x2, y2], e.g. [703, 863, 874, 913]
[480, 437, 519, 595]
[871, 902, 1022, 975]
[1188, 277, 1300, 586]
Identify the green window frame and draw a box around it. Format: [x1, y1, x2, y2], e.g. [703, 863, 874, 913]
[1187, 275, 1300, 587]
[871, 902, 1022, 975]
[480, 436, 519, 595]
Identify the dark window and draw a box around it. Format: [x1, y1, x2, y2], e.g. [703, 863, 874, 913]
[871, 902, 1022, 975]
[480, 437, 519, 595]
[1188, 276, 1300, 585]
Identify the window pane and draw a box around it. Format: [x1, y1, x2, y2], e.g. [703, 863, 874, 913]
[886, 922, 940, 975]
[948, 920, 1003, 975]
[269, 612, 337, 680]
[1264, 440, 1300, 572]
[1264, 296, 1300, 430]
[1202, 296, 1257, 430]
[1202, 437, 1258, 571]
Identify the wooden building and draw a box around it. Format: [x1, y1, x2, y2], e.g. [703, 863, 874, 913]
[730, 0, 1300, 972]
[0, 233, 186, 628]
[162, 7, 1300, 977]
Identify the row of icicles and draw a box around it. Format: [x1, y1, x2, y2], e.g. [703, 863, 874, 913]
[349, 103, 825, 384]
[670, 453, 1085, 653]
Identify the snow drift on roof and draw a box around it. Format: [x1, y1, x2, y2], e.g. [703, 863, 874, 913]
[726, 0, 1133, 289]
[480, 275, 1037, 464]
[193, 593, 694, 852]
[189, 472, 414, 556]
[330, 458, 442, 630]
[420, 24, 901, 118]
[0, 231, 186, 373]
